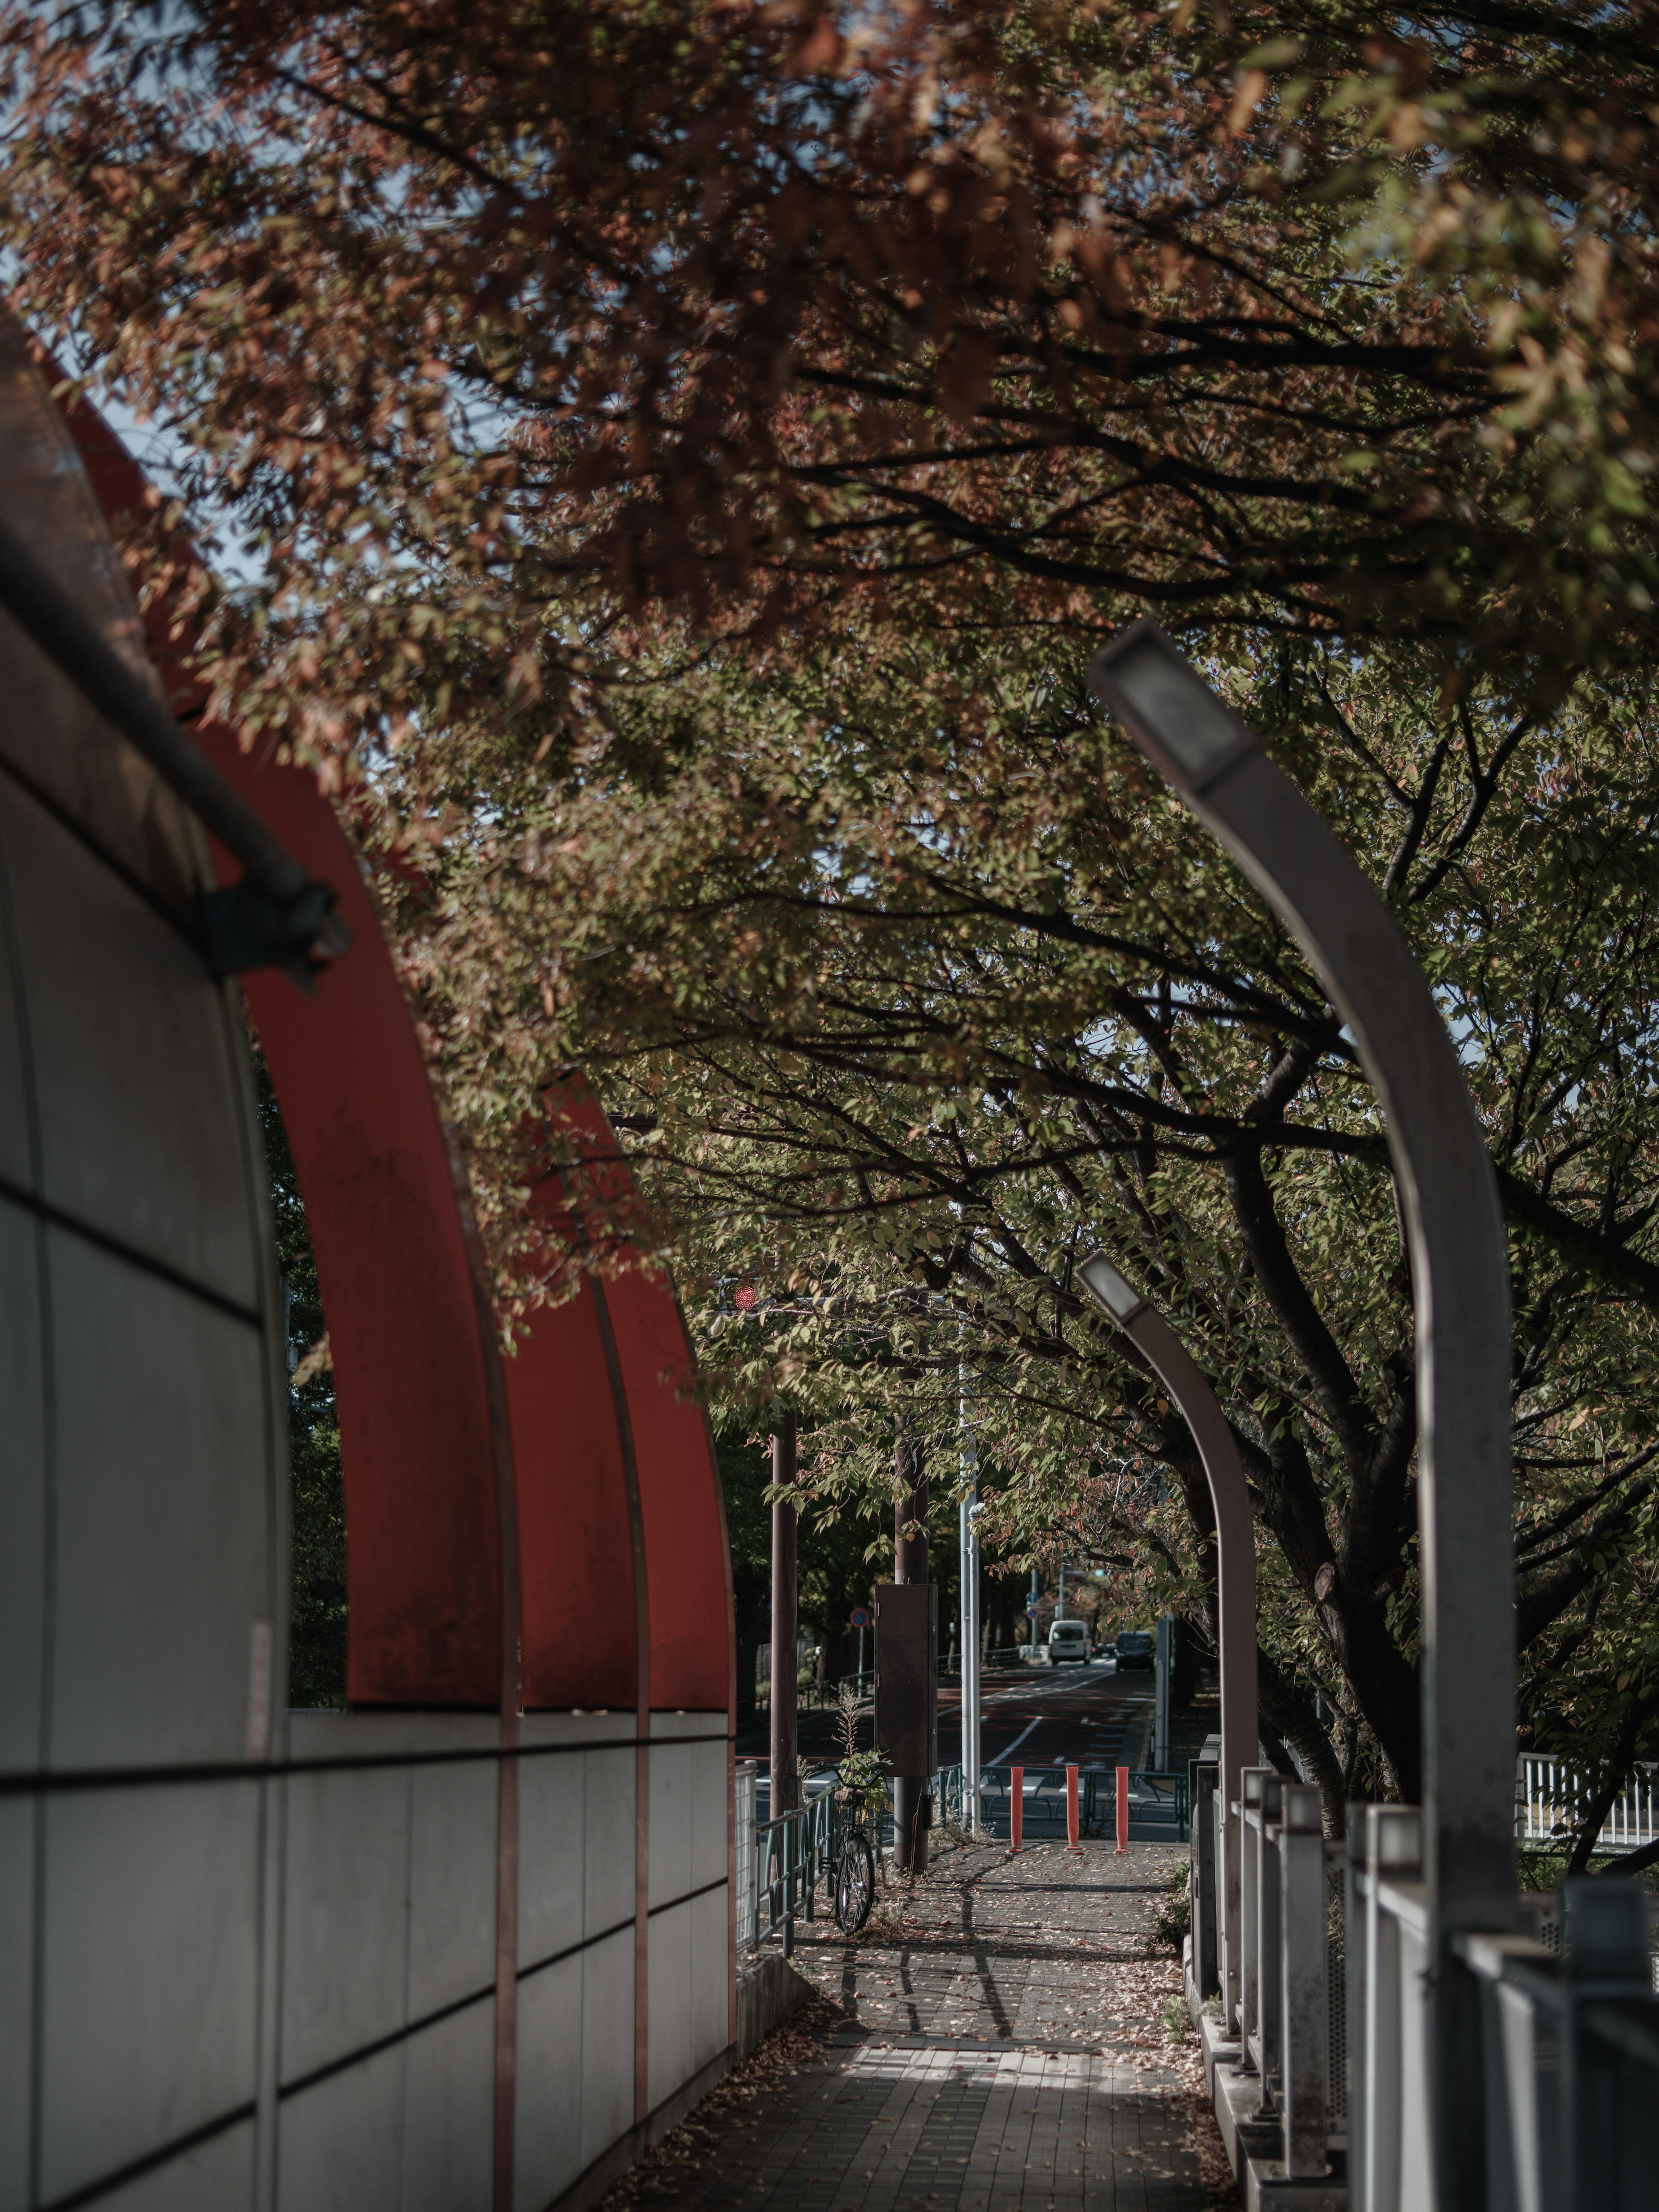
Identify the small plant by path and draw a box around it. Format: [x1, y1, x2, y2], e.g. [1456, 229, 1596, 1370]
[1150, 1856, 1192, 1950]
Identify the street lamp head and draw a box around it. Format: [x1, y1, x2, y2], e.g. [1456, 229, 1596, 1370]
[1078, 1250, 1145, 1324]
[1086, 617, 1255, 795]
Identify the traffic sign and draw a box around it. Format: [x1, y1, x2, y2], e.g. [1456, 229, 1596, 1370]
[850, 1606, 870, 1628]
[1025, 1600, 1039, 1617]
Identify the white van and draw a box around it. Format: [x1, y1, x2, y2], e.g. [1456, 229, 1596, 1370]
[1047, 1618, 1089, 1665]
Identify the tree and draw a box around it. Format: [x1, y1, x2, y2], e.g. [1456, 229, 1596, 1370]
[2, 0, 1656, 750]
[257, 1050, 349, 1706]
[387, 626, 1659, 1821]
[10, 0, 1659, 1819]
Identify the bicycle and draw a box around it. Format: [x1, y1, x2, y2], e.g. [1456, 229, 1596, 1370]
[832, 1790, 876, 1933]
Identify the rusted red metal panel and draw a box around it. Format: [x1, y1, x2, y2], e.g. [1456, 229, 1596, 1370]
[508, 1268, 643, 1710]
[58, 383, 732, 1730]
[601, 1264, 732, 1712]
[539, 1082, 732, 1714]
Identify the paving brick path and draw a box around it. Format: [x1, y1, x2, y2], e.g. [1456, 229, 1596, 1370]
[606, 1838, 1227, 2212]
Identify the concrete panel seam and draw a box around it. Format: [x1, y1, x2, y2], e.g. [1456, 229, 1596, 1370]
[32, 2098, 256, 2212]
[0, 744, 203, 960]
[0, 1731, 731, 1797]
[645, 1876, 729, 1920]
[0, 1171, 262, 1330]
[516, 1913, 637, 1986]
[278, 1980, 494, 2103]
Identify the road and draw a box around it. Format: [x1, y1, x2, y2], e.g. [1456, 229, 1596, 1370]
[749, 1661, 1163, 1834]
[938, 1659, 1154, 1774]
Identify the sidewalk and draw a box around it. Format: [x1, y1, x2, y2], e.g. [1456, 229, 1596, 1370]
[603, 1838, 1230, 2212]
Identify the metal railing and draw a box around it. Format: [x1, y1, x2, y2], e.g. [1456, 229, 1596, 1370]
[1187, 1751, 1659, 2206]
[741, 1756, 1192, 1955]
[755, 1642, 1089, 1716]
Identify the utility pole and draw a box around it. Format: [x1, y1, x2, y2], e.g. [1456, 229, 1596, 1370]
[958, 1374, 982, 1836]
[892, 1430, 931, 1872]
[1056, 1565, 1066, 1621]
[769, 1411, 799, 1821]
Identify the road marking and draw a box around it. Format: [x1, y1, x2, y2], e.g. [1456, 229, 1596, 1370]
[985, 1714, 1047, 1763]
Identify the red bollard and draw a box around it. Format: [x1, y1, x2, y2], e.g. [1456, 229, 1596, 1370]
[1010, 1766, 1024, 1853]
[1065, 1765, 1081, 1852]
[1116, 1765, 1129, 1854]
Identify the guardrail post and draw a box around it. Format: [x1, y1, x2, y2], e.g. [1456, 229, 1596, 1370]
[1562, 1877, 1659, 2212]
[1010, 1765, 1024, 1853]
[1066, 1766, 1081, 1852]
[1281, 1783, 1330, 2175]
[1239, 1767, 1271, 2068]
[1345, 1804, 1368, 2212]
[1357, 1805, 1423, 2212]
[1116, 1765, 1129, 1854]
[1257, 1773, 1285, 2115]
[1190, 1754, 1220, 2001]
[1216, 1778, 1236, 2030]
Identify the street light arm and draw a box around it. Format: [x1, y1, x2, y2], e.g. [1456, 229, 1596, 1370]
[1090, 616, 1516, 2208]
[1077, 1246, 1257, 2030]
[1117, 1301, 1257, 1827]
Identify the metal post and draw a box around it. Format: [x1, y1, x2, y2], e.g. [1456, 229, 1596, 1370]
[1240, 1767, 1270, 2065]
[1560, 1877, 1658, 2212]
[1010, 1766, 1024, 1853]
[769, 1413, 800, 1821]
[1090, 621, 1516, 2206]
[960, 1373, 982, 1831]
[1077, 1254, 1256, 2034]
[1360, 1804, 1423, 2212]
[1346, 1804, 1371, 2212]
[1191, 1752, 1220, 1999]
[1116, 1765, 1130, 1854]
[1281, 1783, 1331, 2176]
[893, 1429, 931, 1872]
[1154, 1611, 1172, 1771]
[1257, 1771, 1285, 2113]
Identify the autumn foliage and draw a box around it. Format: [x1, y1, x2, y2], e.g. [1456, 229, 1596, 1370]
[9, 0, 1659, 1822]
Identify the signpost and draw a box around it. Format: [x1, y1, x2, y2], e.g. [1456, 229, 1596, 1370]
[851, 1605, 870, 1686]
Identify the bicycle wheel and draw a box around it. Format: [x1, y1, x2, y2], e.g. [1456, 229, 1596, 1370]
[834, 1832, 875, 1934]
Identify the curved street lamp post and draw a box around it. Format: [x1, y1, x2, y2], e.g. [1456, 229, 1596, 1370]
[1087, 620, 1516, 2209]
[1077, 1253, 1256, 2032]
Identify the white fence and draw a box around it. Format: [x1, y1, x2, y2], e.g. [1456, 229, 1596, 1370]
[1516, 1754, 1659, 1853]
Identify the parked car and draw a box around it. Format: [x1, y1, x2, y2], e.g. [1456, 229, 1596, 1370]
[1115, 1629, 1155, 1671]
[1047, 1617, 1090, 1664]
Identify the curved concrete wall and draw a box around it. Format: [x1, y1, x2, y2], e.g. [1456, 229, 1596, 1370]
[0, 326, 736, 2212]
[0, 311, 290, 2211]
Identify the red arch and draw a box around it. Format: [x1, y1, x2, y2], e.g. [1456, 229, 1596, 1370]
[64, 393, 509, 1705]
[57, 376, 731, 1731]
[523, 1081, 732, 1716]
